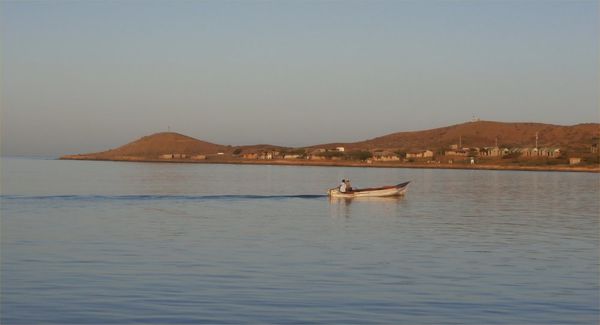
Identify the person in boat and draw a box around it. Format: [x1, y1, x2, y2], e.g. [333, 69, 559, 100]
[345, 179, 353, 192]
[339, 179, 347, 193]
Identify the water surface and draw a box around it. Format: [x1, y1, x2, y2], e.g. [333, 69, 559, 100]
[1, 157, 598, 324]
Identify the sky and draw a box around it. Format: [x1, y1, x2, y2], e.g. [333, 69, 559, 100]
[1, 0, 598, 156]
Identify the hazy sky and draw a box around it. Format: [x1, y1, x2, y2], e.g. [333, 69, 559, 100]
[2, 1, 598, 156]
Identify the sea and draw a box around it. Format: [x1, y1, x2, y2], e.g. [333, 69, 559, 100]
[1, 157, 598, 324]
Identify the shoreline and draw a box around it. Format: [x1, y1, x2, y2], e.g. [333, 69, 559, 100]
[59, 156, 600, 173]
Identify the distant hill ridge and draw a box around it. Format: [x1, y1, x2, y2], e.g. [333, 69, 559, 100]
[69, 132, 229, 159]
[63, 121, 599, 160]
[315, 121, 599, 151]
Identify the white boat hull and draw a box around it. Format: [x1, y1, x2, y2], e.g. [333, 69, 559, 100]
[328, 182, 410, 198]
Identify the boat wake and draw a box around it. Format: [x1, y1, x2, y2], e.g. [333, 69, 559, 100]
[1, 194, 328, 202]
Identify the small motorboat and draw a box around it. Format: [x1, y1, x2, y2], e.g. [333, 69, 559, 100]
[328, 181, 410, 198]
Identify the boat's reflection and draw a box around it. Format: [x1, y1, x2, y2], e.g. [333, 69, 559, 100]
[328, 195, 407, 218]
[329, 196, 406, 203]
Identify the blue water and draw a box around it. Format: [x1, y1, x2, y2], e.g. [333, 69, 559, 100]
[1, 157, 598, 324]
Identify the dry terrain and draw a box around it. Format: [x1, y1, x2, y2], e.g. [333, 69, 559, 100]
[313, 121, 599, 151]
[61, 121, 599, 172]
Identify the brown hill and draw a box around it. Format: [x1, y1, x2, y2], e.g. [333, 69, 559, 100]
[314, 121, 600, 151]
[62, 121, 599, 161]
[65, 132, 230, 159]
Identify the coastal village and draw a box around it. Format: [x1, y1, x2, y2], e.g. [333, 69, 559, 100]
[158, 136, 598, 168]
[164, 143, 592, 166]
[61, 121, 600, 170]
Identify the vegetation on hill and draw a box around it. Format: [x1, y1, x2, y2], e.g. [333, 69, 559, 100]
[61, 121, 599, 168]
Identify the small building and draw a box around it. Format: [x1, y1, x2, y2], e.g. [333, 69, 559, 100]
[336, 147, 345, 152]
[444, 150, 468, 157]
[284, 154, 301, 159]
[160, 153, 186, 159]
[191, 155, 206, 160]
[569, 157, 582, 165]
[481, 147, 501, 157]
[449, 144, 459, 150]
[407, 150, 434, 159]
[539, 148, 560, 157]
[259, 151, 281, 160]
[521, 148, 538, 157]
[522, 147, 560, 158]
[242, 153, 258, 159]
[259, 152, 272, 160]
[372, 151, 400, 162]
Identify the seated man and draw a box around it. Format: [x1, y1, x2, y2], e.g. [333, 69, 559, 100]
[345, 179, 353, 192]
[339, 179, 347, 193]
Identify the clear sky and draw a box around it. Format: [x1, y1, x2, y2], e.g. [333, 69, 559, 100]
[1, 0, 598, 156]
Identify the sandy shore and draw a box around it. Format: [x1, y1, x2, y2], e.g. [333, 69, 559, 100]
[60, 155, 600, 173]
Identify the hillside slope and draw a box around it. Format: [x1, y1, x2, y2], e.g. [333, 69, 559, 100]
[318, 121, 599, 151]
[65, 132, 229, 159]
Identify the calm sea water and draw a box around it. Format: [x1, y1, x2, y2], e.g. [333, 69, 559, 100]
[1, 157, 598, 324]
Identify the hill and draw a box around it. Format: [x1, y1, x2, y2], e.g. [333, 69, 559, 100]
[314, 121, 599, 151]
[63, 132, 230, 160]
[62, 121, 599, 162]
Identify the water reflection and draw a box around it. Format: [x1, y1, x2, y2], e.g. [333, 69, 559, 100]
[328, 196, 407, 218]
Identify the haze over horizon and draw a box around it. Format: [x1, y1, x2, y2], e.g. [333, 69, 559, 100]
[2, 1, 598, 156]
